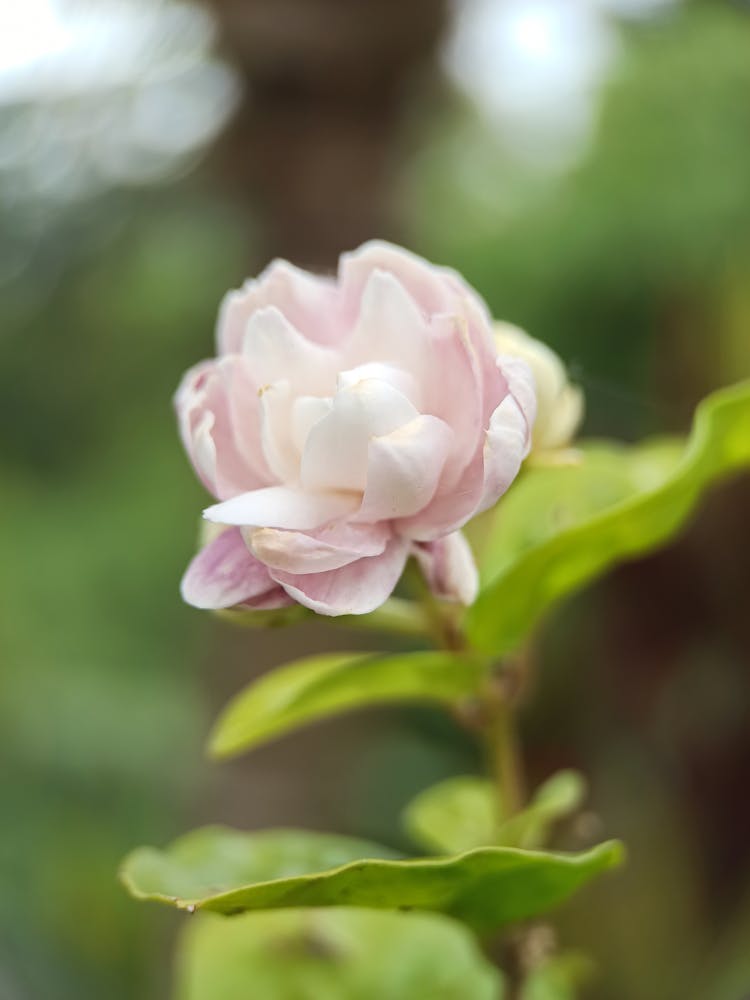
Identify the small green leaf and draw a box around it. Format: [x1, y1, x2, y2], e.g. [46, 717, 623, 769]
[120, 826, 625, 932]
[497, 771, 586, 849]
[176, 908, 505, 1000]
[468, 381, 750, 653]
[521, 951, 594, 1000]
[403, 777, 498, 855]
[403, 771, 586, 856]
[209, 650, 485, 759]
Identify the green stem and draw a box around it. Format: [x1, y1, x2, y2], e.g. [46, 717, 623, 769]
[485, 687, 525, 821]
[337, 597, 433, 639]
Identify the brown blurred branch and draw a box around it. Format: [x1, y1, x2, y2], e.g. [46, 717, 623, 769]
[204, 0, 449, 268]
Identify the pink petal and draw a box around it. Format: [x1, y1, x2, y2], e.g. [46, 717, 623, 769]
[242, 306, 337, 395]
[204, 487, 359, 530]
[247, 520, 391, 574]
[476, 357, 535, 514]
[238, 588, 296, 611]
[497, 354, 537, 441]
[180, 527, 281, 609]
[271, 536, 410, 615]
[339, 241, 458, 318]
[221, 355, 274, 487]
[342, 269, 430, 382]
[217, 260, 340, 354]
[395, 350, 534, 541]
[413, 531, 479, 605]
[356, 415, 453, 521]
[419, 314, 485, 491]
[175, 359, 270, 501]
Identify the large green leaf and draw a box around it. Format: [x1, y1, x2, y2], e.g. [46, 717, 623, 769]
[176, 908, 505, 1000]
[209, 651, 484, 759]
[467, 381, 750, 653]
[120, 826, 624, 932]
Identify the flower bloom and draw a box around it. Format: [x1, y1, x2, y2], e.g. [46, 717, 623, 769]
[176, 242, 536, 616]
[493, 322, 583, 457]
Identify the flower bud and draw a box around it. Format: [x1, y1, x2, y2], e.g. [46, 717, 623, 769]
[494, 322, 583, 458]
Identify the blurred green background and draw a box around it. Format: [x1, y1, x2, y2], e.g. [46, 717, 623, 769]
[1, 1, 749, 997]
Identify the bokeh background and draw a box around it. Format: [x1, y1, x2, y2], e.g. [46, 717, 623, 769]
[2, 1, 750, 997]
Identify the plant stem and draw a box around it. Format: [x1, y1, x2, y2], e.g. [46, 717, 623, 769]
[485, 685, 525, 820]
[338, 597, 433, 639]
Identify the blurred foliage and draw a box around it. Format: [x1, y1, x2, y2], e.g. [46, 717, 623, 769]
[175, 908, 504, 1000]
[0, 184, 249, 998]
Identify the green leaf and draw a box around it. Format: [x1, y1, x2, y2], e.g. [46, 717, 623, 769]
[468, 381, 750, 653]
[120, 826, 624, 932]
[176, 908, 505, 1000]
[403, 771, 586, 856]
[403, 777, 498, 855]
[520, 951, 594, 1000]
[209, 650, 484, 759]
[497, 771, 586, 849]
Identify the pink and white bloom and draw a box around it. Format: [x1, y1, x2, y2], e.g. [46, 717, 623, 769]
[176, 242, 536, 616]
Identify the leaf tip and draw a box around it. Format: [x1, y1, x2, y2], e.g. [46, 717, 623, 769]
[597, 838, 627, 871]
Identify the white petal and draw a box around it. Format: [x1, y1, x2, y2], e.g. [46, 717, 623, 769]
[300, 378, 419, 493]
[356, 415, 453, 521]
[258, 380, 299, 484]
[337, 362, 420, 408]
[204, 487, 359, 529]
[290, 395, 333, 453]
[344, 269, 430, 377]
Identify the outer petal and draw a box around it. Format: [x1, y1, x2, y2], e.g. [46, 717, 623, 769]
[247, 521, 390, 574]
[204, 487, 359, 530]
[175, 359, 270, 501]
[180, 527, 281, 609]
[340, 240, 462, 318]
[419, 314, 485, 491]
[271, 536, 410, 616]
[217, 260, 340, 355]
[396, 356, 534, 541]
[222, 356, 274, 486]
[413, 531, 479, 606]
[476, 356, 536, 514]
[356, 415, 453, 521]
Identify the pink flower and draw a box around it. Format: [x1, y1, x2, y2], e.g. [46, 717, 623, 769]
[176, 242, 535, 616]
